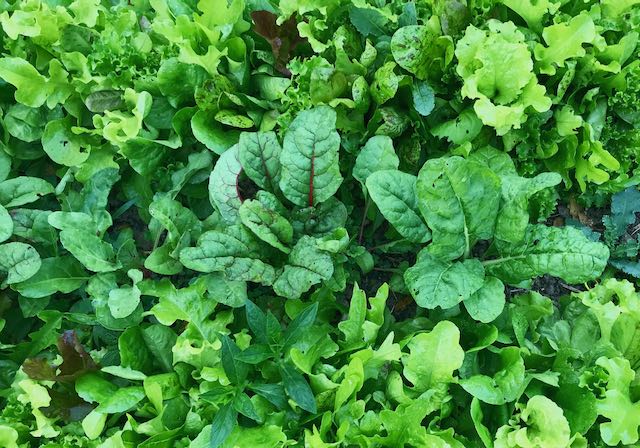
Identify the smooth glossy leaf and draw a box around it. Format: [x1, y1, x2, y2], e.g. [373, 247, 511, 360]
[367, 170, 430, 243]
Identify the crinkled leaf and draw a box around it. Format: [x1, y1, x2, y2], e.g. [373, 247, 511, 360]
[209, 145, 243, 224]
[180, 227, 277, 285]
[280, 106, 342, 207]
[486, 224, 609, 284]
[273, 236, 334, 299]
[238, 131, 282, 192]
[239, 199, 292, 253]
[404, 250, 485, 309]
[403, 321, 464, 391]
[416, 156, 501, 260]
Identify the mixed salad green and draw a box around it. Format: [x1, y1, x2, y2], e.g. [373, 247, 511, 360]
[1, 0, 640, 446]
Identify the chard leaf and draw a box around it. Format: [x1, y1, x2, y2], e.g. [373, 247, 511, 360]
[416, 156, 501, 260]
[238, 131, 282, 192]
[273, 236, 334, 299]
[209, 145, 243, 224]
[485, 224, 609, 284]
[279, 106, 342, 207]
[180, 227, 277, 285]
[366, 170, 430, 244]
[404, 250, 485, 309]
[239, 198, 292, 253]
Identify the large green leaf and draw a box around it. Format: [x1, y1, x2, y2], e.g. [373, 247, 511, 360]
[485, 225, 609, 284]
[366, 170, 430, 243]
[279, 106, 342, 207]
[12, 256, 89, 298]
[0, 242, 41, 284]
[416, 156, 501, 260]
[404, 250, 485, 309]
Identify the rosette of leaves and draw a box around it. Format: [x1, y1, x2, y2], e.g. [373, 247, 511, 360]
[454, 20, 552, 136]
[366, 147, 609, 322]
[180, 106, 353, 299]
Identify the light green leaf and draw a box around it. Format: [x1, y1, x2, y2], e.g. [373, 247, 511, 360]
[366, 170, 430, 243]
[485, 225, 609, 284]
[209, 145, 243, 224]
[495, 396, 571, 448]
[12, 256, 88, 298]
[95, 387, 146, 414]
[108, 269, 143, 319]
[403, 321, 464, 391]
[280, 106, 342, 207]
[0, 58, 51, 107]
[595, 357, 640, 446]
[0, 177, 54, 208]
[501, 0, 559, 32]
[412, 81, 435, 116]
[59, 229, 121, 273]
[239, 199, 293, 253]
[456, 21, 551, 135]
[534, 13, 597, 75]
[0, 204, 12, 243]
[463, 276, 505, 323]
[416, 156, 501, 260]
[0, 242, 41, 284]
[42, 117, 90, 167]
[404, 251, 485, 309]
[238, 131, 282, 192]
[353, 135, 399, 190]
[495, 172, 562, 246]
[192, 110, 240, 155]
[273, 236, 334, 299]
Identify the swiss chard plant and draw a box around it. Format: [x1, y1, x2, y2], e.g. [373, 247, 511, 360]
[367, 147, 610, 321]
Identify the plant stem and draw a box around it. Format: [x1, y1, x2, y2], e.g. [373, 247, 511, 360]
[358, 196, 371, 245]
